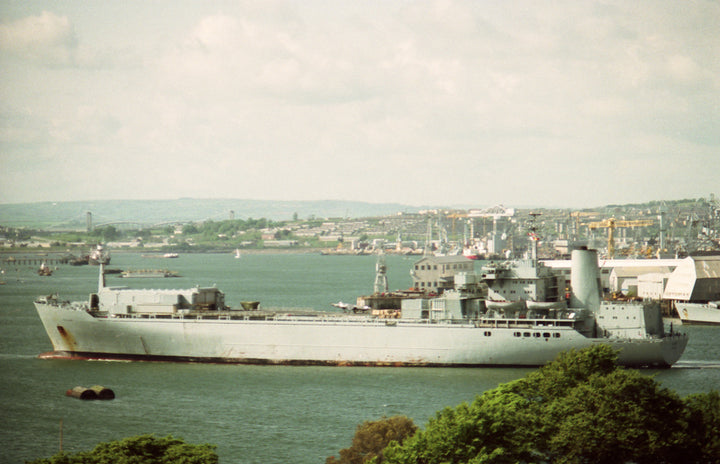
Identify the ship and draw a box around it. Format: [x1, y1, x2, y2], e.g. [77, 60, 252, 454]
[675, 301, 720, 325]
[33, 247, 688, 367]
[88, 244, 110, 265]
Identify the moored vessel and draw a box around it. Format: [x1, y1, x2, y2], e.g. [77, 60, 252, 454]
[675, 301, 720, 325]
[88, 244, 110, 265]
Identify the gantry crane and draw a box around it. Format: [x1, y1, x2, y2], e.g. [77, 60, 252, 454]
[586, 218, 654, 258]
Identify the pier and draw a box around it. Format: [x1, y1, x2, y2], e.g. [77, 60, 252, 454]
[1, 254, 75, 266]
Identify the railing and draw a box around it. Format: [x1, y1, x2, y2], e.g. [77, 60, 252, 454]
[99, 309, 583, 329]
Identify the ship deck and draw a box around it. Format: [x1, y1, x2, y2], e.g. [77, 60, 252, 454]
[87, 308, 582, 330]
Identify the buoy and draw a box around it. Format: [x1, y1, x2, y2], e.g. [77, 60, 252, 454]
[66, 385, 115, 400]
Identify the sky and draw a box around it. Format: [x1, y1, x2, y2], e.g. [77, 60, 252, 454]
[0, 1, 718, 209]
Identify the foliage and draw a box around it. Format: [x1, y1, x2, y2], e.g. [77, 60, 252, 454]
[684, 390, 720, 462]
[383, 345, 720, 464]
[90, 225, 120, 242]
[327, 416, 418, 464]
[26, 434, 218, 464]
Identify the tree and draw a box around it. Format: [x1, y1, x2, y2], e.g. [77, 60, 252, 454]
[545, 370, 688, 464]
[327, 416, 417, 464]
[684, 391, 720, 463]
[384, 346, 717, 464]
[26, 434, 218, 464]
[182, 224, 199, 235]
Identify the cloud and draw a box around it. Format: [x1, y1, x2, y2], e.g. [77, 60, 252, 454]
[0, 11, 77, 66]
[0, 1, 718, 207]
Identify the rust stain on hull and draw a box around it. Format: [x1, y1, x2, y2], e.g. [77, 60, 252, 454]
[55, 325, 78, 351]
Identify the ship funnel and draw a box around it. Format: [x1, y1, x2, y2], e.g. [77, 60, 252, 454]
[569, 248, 601, 311]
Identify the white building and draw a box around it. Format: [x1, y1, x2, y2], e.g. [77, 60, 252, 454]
[663, 255, 720, 302]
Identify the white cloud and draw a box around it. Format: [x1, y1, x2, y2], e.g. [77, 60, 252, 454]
[0, 11, 77, 65]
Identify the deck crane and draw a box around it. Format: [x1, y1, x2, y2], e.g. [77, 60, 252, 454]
[587, 218, 654, 258]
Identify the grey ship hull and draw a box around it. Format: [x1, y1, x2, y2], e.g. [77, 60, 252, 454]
[35, 303, 687, 367]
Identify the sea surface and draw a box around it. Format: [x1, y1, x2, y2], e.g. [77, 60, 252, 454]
[1, 252, 719, 463]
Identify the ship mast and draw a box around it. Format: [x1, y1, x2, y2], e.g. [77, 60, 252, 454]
[373, 252, 388, 294]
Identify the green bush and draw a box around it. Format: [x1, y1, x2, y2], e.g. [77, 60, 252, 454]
[26, 434, 218, 464]
[327, 416, 418, 464]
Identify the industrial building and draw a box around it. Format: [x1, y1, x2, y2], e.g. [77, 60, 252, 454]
[410, 255, 474, 294]
[608, 266, 673, 297]
[663, 255, 720, 302]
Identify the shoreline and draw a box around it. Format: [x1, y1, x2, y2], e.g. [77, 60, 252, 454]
[0, 247, 329, 256]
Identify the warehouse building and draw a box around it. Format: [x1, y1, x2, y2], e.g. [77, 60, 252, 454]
[663, 255, 720, 302]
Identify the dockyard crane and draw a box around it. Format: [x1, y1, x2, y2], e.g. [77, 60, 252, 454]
[569, 211, 597, 241]
[587, 218, 654, 258]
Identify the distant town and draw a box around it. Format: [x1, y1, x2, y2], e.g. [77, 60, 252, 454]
[1, 196, 719, 260]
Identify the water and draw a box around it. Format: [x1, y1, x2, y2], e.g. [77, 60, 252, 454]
[1, 252, 719, 463]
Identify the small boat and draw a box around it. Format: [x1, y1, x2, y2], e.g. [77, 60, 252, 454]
[234, 249, 241, 259]
[38, 262, 53, 276]
[526, 300, 567, 311]
[120, 269, 180, 278]
[485, 299, 525, 311]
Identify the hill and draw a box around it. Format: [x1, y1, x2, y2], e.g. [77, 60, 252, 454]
[0, 199, 425, 229]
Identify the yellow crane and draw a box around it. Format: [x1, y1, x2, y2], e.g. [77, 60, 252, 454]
[586, 218, 654, 258]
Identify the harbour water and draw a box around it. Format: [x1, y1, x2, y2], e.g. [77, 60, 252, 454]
[1, 252, 719, 463]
